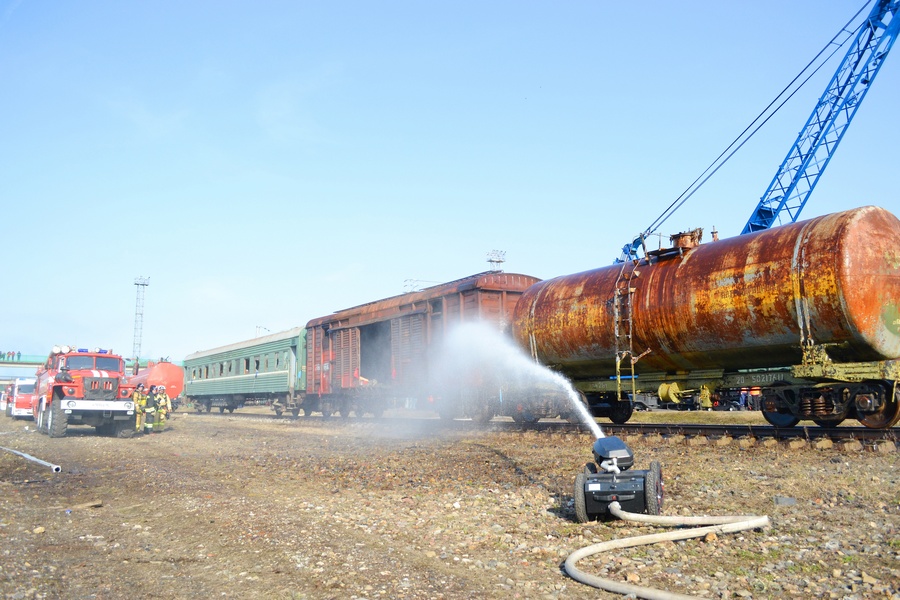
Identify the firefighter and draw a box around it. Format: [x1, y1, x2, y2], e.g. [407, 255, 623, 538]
[144, 385, 158, 434]
[132, 383, 147, 433]
[154, 385, 173, 432]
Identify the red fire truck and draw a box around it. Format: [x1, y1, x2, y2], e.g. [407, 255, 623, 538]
[33, 346, 137, 438]
[6, 378, 36, 419]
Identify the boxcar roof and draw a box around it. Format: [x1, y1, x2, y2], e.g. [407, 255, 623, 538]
[184, 326, 304, 362]
[305, 271, 540, 328]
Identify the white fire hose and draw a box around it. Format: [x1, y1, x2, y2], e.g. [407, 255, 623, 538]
[0, 446, 62, 473]
[565, 502, 770, 600]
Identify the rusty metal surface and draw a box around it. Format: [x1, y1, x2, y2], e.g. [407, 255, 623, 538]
[513, 206, 900, 378]
[306, 271, 541, 396]
[306, 271, 540, 329]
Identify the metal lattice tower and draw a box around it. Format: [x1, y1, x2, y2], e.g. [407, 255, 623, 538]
[132, 276, 150, 360]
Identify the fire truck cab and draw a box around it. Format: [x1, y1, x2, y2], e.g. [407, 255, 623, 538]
[33, 346, 137, 438]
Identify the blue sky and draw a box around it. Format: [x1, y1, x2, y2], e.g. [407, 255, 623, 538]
[1, 1, 897, 364]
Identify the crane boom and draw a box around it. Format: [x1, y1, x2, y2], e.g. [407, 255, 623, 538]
[742, 0, 900, 234]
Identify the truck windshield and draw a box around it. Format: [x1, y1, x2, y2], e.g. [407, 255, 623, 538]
[64, 355, 122, 371]
[16, 384, 35, 393]
[66, 356, 96, 370]
[96, 357, 122, 372]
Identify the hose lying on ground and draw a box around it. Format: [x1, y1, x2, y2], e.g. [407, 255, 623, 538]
[564, 501, 770, 600]
[0, 446, 62, 472]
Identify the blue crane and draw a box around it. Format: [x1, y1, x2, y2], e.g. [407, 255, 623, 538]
[742, 0, 900, 234]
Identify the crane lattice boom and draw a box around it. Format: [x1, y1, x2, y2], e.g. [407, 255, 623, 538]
[742, 0, 900, 234]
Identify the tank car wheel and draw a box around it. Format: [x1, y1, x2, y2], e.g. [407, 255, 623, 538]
[511, 411, 538, 424]
[857, 388, 900, 429]
[290, 408, 300, 417]
[574, 472, 589, 523]
[762, 410, 800, 428]
[561, 411, 582, 424]
[812, 417, 846, 428]
[472, 405, 493, 424]
[609, 401, 634, 424]
[645, 461, 664, 516]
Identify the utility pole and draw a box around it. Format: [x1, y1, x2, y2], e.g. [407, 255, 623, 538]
[133, 276, 150, 362]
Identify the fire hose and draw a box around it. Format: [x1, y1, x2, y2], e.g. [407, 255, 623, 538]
[0, 446, 62, 473]
[565, 501, 770, 600]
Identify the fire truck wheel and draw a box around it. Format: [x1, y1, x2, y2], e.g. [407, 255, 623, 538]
[37, 403, 48, 435]
[574, 472, 589, 523]
[115, 421, 135, 438]
[645, 461, 663, 516]
[47, 398, 68, 438]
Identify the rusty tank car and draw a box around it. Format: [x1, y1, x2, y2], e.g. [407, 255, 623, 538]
[512, 205, 900, 429]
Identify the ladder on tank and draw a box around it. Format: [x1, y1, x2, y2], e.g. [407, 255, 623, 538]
[613, 260, 642, 402]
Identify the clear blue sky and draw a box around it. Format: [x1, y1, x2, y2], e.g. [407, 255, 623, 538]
[1, 1, 897, 364]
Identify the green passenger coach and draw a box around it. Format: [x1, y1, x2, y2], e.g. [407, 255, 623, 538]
[183, 327, 307, 415]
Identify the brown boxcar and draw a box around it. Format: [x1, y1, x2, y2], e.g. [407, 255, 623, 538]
[303, 271, 569, 421]
[512, 206, 900, 429]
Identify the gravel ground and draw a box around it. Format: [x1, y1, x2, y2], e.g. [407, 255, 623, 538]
[0, 410, 898, 599]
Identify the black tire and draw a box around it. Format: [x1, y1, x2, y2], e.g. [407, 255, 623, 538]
[574, 472, 589, 523]
[645, 461, 663, 516]
[115, 420, 135, 438]
[36, 401, 48, 435]
[47, 398, 67, 438]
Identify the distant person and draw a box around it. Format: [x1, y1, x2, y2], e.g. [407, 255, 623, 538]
[16, 351, 20, 361]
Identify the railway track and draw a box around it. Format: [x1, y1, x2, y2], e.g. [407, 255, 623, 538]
[181, 409, 900, 444]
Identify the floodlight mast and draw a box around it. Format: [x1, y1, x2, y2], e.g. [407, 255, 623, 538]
[132, 276, 150, 361]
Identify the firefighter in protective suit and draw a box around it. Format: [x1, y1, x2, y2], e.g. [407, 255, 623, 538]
[144, 385, 158, 434]
[132, 383, 147, 433]
[154, 385, 173, 432]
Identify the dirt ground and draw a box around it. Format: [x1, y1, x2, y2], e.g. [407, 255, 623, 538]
[0, 409, 898, 599]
